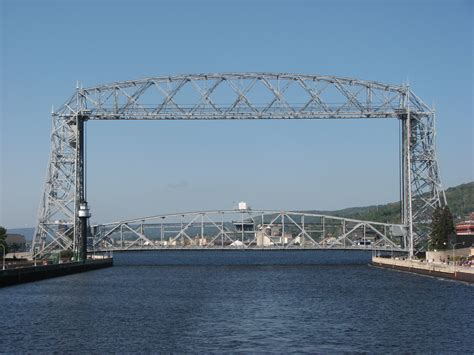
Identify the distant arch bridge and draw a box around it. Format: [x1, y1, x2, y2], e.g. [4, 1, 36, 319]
[90, 209, 408, 252]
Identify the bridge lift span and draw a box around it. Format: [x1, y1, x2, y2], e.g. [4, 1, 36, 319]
[32, 73, 446, 259]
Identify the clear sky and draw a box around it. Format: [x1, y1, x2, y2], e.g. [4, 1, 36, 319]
[1, 0, 472, 228]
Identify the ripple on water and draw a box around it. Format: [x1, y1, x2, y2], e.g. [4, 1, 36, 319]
[0, 251, 472, 353]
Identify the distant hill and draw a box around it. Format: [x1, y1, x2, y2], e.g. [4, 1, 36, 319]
[442, 181, 474, 220]
[5, 182, 473, 240]
[312, 181, 474, 224]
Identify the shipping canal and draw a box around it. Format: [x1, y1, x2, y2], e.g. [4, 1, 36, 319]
[0, 251, 472, 353]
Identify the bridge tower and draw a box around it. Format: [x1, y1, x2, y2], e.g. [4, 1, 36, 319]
[33, 84, 91, 260]
[400, 110, 446, 256]
[31, 73, 446, 258]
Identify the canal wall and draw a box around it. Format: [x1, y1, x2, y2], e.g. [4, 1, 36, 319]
[372, 256, 474, 283]
[0, 258, 113, 287]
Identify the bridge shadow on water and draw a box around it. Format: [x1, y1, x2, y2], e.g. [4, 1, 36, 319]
[113, 250, 373, 267]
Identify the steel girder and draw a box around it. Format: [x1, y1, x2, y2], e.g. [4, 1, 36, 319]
[32, 73, 445, 257]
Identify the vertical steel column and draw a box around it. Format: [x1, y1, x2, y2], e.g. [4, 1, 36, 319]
[221, 213, 225, 247]
[75, 114, 90, 262]
[120, 224, 124, 248]
[161, 217, 164, 245]
[241, 213, 244, 242]
[401, 116, 407, 226]
[363, 224, 366, 244]
[342, 220, 346, 248]
[201, 213, 204, 244]
[181, 215, 184, 245]
[282, 212, 285, 247]
[401, 91, 414, 258]
[301, 215, 305, 247]
[322, 216, 325, 239]
[406, 120, 414, 257]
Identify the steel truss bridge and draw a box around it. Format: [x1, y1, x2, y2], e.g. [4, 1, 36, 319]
[32, 72, 446, 258]
[90, 210, 407, 252]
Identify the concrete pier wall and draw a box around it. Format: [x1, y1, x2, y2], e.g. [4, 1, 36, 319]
[0, 258, 113, 287]
[372, 256, 474, 283]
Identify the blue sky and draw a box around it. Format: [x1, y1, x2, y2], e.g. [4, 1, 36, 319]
[1, 0, 472, 228]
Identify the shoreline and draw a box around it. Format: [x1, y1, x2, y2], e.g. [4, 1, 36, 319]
[372, 256, 474, 283]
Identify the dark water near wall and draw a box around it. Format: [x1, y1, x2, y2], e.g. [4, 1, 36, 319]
[1, 251, 472, 353]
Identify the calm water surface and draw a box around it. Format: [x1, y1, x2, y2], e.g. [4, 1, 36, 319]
[1, 251, 472, 353]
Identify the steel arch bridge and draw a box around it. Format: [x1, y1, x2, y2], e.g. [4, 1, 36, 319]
[32, 72, 445, 258]
[90, 210, 408, 252]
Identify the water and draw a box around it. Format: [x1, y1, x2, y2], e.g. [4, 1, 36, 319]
[1, 251, 472, 353]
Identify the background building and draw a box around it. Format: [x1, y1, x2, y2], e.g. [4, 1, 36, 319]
[454, 212, 474, 247]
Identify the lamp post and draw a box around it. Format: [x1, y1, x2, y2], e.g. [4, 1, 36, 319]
[0, 244, 5, 270]
[444, 241, 465, 272]
[451, 242, 465, 273]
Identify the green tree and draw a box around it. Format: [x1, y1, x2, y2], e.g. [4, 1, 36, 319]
[443, 205, 455, 238]
[430, 207, 444, 250]
[429, 206, 455, 250]
[0, 226, 7, 254]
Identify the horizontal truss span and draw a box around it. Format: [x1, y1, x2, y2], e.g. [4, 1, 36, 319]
[55, 72, 432, 121]
[90, 210, 408, 252]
